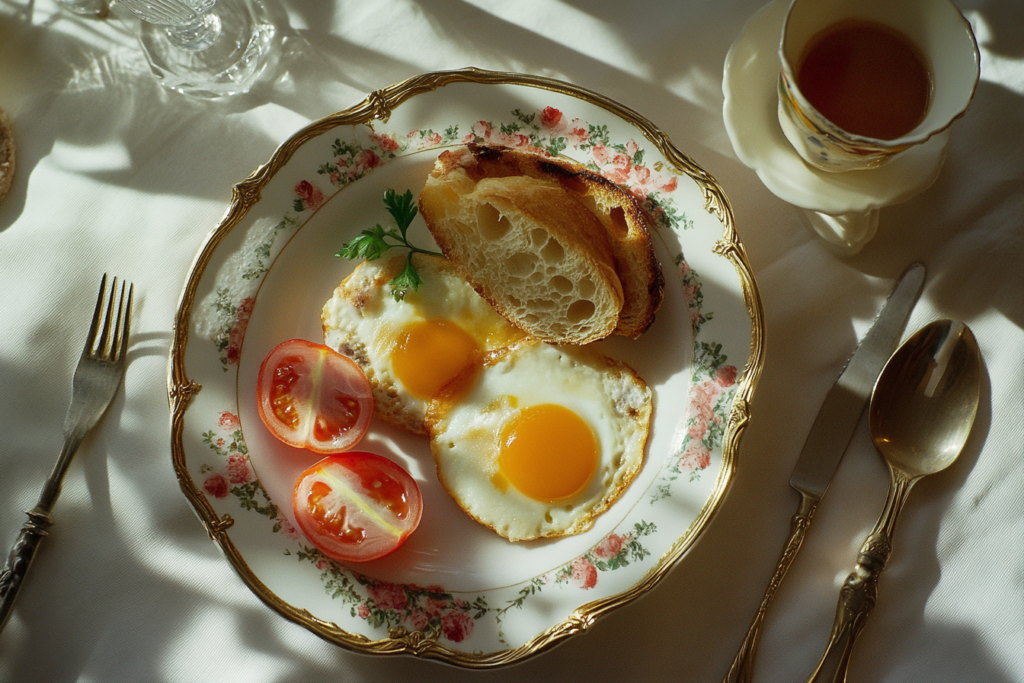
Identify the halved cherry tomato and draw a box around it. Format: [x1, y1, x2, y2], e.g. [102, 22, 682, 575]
[256, 339, 372, 453]
[292, 452, 423, 562]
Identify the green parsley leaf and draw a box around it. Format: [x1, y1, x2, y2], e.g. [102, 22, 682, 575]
[335, 188, 443, 301]
[335, 225, 390, 261]
[383, 189, 418, 237]
[389, 252, 425, 301]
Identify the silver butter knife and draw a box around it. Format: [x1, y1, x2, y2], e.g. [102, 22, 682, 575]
[724, 262, 926, 683]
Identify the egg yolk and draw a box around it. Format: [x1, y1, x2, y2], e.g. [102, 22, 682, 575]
[391, 319, 480, 399]
[498, 404, 598, 502]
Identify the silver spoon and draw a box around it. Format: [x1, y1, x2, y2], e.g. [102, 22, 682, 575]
[808, 319, 982, 683]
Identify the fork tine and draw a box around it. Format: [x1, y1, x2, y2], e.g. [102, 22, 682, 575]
[110, 280, 126, 361]
[115, 282, 134, 363]
[85, 274, 108, 354]
[96, 276, 118, 359]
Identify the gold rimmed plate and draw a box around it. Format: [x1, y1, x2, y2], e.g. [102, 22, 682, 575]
[168, 68, 764, 667]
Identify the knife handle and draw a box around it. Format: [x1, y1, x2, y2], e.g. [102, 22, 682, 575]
[724, 493, 819, 683]
[0, 507, 54, 633]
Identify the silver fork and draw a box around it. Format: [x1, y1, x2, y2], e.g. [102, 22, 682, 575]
[0, 274, 133, 634]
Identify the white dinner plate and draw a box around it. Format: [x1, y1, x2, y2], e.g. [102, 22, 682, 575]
[169, 68, 764, 667]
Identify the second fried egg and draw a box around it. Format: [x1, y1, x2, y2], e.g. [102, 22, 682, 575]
[425, 340, 652, 541]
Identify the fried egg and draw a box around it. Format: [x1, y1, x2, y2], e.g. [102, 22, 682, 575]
[425, 340, 651, 541]
[321, 254, 525, 435]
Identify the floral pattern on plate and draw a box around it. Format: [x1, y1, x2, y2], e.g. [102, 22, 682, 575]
[195, 104, 698, 370]
[175, 73, 760, 663]
[200, 408, 660, 646]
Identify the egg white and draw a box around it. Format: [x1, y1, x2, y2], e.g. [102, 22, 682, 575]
[321, 254, 523, 434]
[426, 340, 651, 541]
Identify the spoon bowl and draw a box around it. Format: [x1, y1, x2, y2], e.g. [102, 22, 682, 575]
[809, 319, 982, 683]
[870, 319, 982, 478]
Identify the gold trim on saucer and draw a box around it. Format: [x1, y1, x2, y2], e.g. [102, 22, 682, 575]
[168, 67, 765, 668]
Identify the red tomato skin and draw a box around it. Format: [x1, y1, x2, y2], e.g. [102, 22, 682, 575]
[256, 339, 373, 454]
[292, 452, 423, 563]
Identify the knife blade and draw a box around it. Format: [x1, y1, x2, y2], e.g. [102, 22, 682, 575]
[724, 261, 926, 683]
[790, 260, 925, 500]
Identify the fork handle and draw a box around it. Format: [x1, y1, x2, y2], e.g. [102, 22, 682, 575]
[0, 429, 85, 634]
[0, 507, 54, 632]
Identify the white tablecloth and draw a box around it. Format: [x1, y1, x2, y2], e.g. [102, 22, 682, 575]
[1, 1, 1021, 681]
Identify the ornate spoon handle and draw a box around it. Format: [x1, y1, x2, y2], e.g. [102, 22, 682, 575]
[724, 493, 818, 683]
[808, 473, 916, 683]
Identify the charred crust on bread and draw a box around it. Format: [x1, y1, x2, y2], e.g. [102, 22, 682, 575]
[432, 144, 665, 339]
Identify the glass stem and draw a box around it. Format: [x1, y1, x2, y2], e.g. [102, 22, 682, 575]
[163, 11, 223, 52]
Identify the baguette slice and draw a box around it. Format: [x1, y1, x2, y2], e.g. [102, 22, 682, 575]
[420, 162, 624, 345]
[430, 144, 665, 338]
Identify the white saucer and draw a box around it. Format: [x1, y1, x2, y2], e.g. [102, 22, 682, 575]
[722, 0, 948, 220]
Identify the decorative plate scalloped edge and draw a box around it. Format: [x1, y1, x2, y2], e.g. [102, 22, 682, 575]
[168, 68, 765, 668]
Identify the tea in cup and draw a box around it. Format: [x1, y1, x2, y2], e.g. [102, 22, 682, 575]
[778, 0, 979, 172]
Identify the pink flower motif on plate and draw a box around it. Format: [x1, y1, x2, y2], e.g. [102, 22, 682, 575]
[354, 149, 383, 173]
[540, 106, 568, 134]
[407, 610, 429, 631]
[424, 597, 447, 618]
[218, 411, 240, 431]
[683, 282, 699, 304]
[441, 610, 474, 643]
[595, 534, 626, 560]
[567, 118, 589, 145]
[369, 131, 400, 153]
[605, 153, 632, 184]
[570, 557, 598, 589]
[679, 438, 712, 472]
[226, 452, 251, 484]
[366, 580, 407, 612]
[717, 365, 738, 388]
[276, 512, 301, 540]
[294, 180, 325, 210]
[473, 120, 493, 138]
[357, 603, 370, 619]
[204, 474, 229, 499]
[688, 421, 707, 443]
[689, 379, 722, 424]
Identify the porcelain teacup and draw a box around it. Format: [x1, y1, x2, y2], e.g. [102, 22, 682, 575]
[778, 0, 979, 173]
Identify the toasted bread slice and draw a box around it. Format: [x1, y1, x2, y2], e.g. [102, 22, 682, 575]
[420, 161, 624, 345]
[429, 144, 665, 338]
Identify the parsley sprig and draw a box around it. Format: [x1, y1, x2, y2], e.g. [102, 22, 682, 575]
[335, 189, 443, 301]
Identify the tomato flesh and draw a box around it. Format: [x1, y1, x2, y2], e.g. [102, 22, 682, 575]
[257, 340, 372, 453]
[293, 452, 423, 562]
